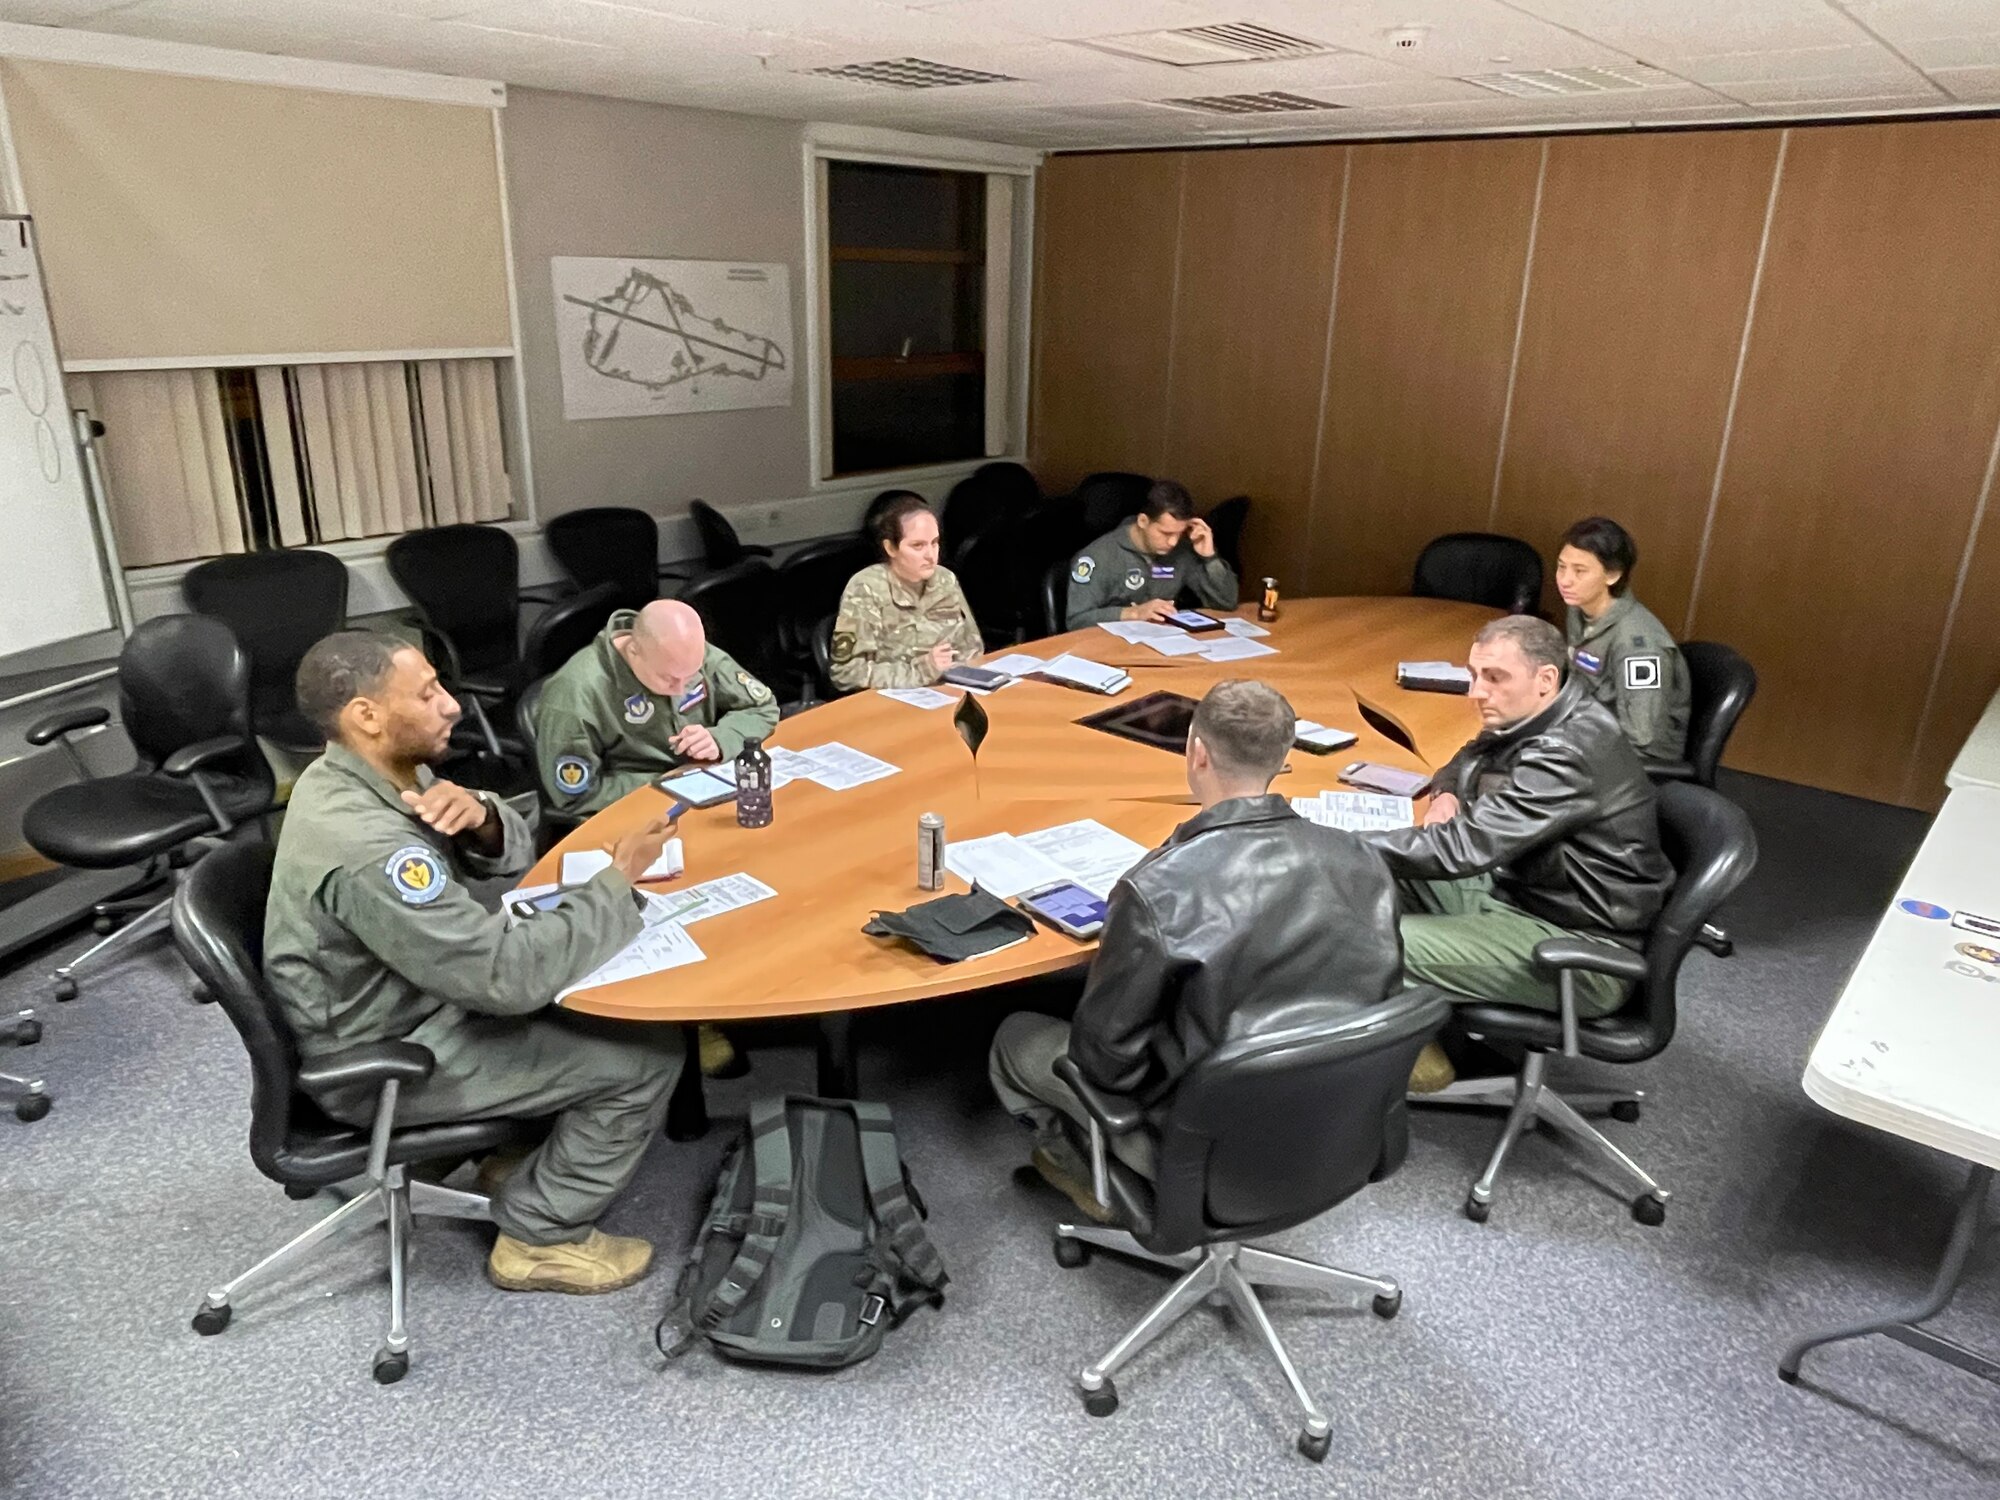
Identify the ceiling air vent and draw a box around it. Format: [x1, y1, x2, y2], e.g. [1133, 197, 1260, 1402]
[1154, 92, 1347, 115]
[1081, 22, 1336, 67]
[806, 57, 1018, 88]
[1462, 63, 1675, 97]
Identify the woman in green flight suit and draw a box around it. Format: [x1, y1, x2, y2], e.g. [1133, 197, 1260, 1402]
[1554, 516, 1691, 768]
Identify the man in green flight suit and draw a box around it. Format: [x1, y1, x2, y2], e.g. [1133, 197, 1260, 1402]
[266, 631, 684, 1294]
[535, 599, 780, 818]
[1063, 480, 1239, 631]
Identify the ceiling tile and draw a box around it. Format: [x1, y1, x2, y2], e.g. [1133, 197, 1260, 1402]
[1897, 32, 2000, 68]
[1719, 72, 1946, 104]
[909, 0, 1228, 42]
[1505, 0, 1869, 60]
[1844, 0, 2000, 43]
[1926, 62, 2000, 98]
[1671, 43, 1926, 84]
[445, 0, 731, 49]
[1227, 0, 1635, 74]
[0, 0, 146, 21]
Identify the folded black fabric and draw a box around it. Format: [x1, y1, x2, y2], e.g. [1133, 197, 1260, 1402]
[863, 888, 1035, 963]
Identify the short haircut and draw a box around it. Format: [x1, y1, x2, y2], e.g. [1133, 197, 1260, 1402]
[1473, 614, 1568, 675]
[296, 630, 408, 737]
[1139, 479, 1195, 523]
[1190, 679, 1295, 782]
[1560, 516, 1637, 596]
[869, 491, 933, 553]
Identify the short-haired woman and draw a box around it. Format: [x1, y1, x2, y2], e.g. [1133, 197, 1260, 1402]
[829, 494, 984, 692]
[1554, 516, 1690, 766]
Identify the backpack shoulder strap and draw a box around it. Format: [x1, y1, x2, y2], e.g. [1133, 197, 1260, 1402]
[850, 1100, 948, 1298]
[699, 1096, 796, 1328]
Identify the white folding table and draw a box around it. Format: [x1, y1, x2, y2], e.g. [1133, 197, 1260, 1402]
[1781, 784, 2000, 1385]
[1945, 686, 2000, 793]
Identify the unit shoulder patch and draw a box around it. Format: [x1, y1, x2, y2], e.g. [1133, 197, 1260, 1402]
[384, 845, 447, 906]
[552, 754, 595, 797]
[1624, 654, 1662, 690]
[622, 692, 655, 725]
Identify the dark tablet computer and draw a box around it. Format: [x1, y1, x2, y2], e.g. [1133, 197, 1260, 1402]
[1077, 690, 1199, 753]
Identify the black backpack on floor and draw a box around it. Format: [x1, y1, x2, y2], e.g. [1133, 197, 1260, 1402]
[656, 1095, 948, 1369]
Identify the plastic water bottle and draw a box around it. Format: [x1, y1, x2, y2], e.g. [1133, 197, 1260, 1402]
[736, 738, 773, 828]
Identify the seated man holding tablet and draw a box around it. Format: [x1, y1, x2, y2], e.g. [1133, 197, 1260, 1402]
[988, 680, 1403, 1218]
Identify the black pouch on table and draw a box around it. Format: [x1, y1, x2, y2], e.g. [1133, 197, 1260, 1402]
[862, 888, 1035, 962]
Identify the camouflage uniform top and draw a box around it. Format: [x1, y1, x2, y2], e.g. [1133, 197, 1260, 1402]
[534, 609, 780, 817]
[1564, 594, 1691, 766]
[264, 742, 642, 1061]
[829, 563, 984, 691]
[1063, 524, 1238, 629]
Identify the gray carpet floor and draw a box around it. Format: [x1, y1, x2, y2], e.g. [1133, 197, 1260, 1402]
[3, 770, 1997, 1499]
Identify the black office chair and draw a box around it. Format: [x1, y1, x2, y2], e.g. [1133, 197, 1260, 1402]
[809, 615, 844, 702]
[520, 581, 621, 684]
[1649, 642, 1758, 789]
[386, 524, 532, 759]
[543, 506, 689, 613]
[776, 535, 873, 665]
[1037, 555, 1070, 640]
[1074, 472, 1153, 536]
[1204, 496, 1250, 579]
[1412, 532, 1544, 616]
[182, 550, 349, 754]
[171, 841, 537, 1383]
[1047, 988, 1450, 1461]
[946, 517, 1030, 650]
[1417, 781, 1757, 1227]
[688, 499, 775, 570]
[942, 461, 1040, 564]
[678, 558, 787, 694]
[23, 615, 275, 1007]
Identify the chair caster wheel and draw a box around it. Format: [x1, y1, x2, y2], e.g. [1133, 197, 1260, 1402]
[1609, 1100, 1641, 1123]
[373, 1349, 409, 1385]
[15, 1092, 51, 1122]
[284, 1184, 318, 1201]
[1372, 1290, 1401, 1320]
[53, 977, 77, 1002]
[189, 982, 215, 1005]
[1080, 1379, 1117, 1417]
[1632, 1194, 1667, 1227]
[1298, 1428, 1331, 1463]
[191, 1302, 232, 1336]
[92, 914, 114, 935]
[1464, 1195, 1491, 1224]
[14, 1020, 41, 1047]
[1053, 1235, 1089, 1269]
[1777, 1365, 1800, 1386]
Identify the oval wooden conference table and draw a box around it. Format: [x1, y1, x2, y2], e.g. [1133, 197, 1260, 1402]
[527, 596, 1490, 1118]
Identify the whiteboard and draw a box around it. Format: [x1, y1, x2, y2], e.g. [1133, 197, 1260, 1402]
[0, 215, 119, 659]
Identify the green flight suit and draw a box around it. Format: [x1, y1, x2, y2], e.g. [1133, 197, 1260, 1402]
[1565, 595, 1691, 766]
[1063, 524, 1238, 629]
[534, 609, 780, 817]
[265, 742, 683, 1245]
[829, 563, 984, 692]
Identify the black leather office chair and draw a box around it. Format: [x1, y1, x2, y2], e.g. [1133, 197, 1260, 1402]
[1047, 988, 1450, 1461]
[386, 524, 532, 759]
[1412, 532, 1544, 615]
[1204, 496, 1250, 579]
[1037, 555, 1070, 640]
[776, 535, 873, 666]
[543, 506, 688, 613]
[678, 558, 788, 694]
[1417, 781, 1757, 1226]
[182, 550, 349, 754]
[23, 615, 275, 1005]
[171, 841, 535, 1383]
[520, 581, 621, 684]
[1649, 641, 1758, 789]
[809, 615, 843, 702]
[688, 499, 774, 570]
[950, 518, 1030, 650]
[942, 461, 1040, 563]
[1074, 472, 1152, 536]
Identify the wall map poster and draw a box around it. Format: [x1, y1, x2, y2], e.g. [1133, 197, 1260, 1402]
[551, 256, 793, 420]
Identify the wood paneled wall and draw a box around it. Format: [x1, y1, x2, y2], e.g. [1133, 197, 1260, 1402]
[1029, 117, 2000, 810]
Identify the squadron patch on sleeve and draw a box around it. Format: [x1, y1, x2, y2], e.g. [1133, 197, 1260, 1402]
[738, 670, 771, 704]
[1123, 569, 1145, 592]
[552, 755, 595, 796]
[831, 630, 857, 665]
[384, 845, 447, 906]
[1624, 655, 1662, 690]
[1070, 556, 1096, 585]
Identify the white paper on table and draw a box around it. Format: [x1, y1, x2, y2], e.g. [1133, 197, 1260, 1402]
[674, 872, 778, 926]
[1199, 636, 1279, 662]
[711, 751, 805, 791]
[1222, 618, 1270, 638]
[560, 849, 613, 885]
[1036, 654, 1132, 694]
[1096, 620, 1186, 643]
[1291, 796, 1325, 824]
[1017, 819, 1151, 899]
[1143, 633, 1211, 657]
[1316, 792, 1415, 832]
[796, 741, 901, 791]
[982, 652, 1045, 678]
[878, 687, 955, 710]
[557, 920, 705, 1001]
[944, 832, 1074, 899]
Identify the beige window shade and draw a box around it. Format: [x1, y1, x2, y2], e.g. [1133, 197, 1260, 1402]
[291, 363, 427, 541]
[69, 368, 244, 567]
[2, 58, 513, 364]
[416, 359, 511, 525]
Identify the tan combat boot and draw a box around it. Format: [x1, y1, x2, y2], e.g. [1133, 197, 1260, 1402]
[487, 1229, 654, 1294]
[1407, 1040, 1457, 1094]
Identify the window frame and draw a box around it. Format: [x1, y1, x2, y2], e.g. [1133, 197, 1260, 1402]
[801, 124, 1038, 490]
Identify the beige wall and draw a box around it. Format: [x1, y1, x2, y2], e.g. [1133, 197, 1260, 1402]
[1030, 119, 2000, 811]
[501, 88, 812, 519]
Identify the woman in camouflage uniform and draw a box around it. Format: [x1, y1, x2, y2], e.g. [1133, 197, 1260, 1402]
[829, 494, 984, 692]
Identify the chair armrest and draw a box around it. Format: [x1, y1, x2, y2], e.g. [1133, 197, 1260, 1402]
[741, 543, 775, 560]
[520, 584, 568, 605]
[296, 1041, 436, 1096]
[657, 563, 696, 583]
[1646, 759, 1697, 783]
[1531, 937, 1648, 983]
[25, 704, 110, 746]
[1053, 1054, 1147, 1136]
[162, 735, 247, 777]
